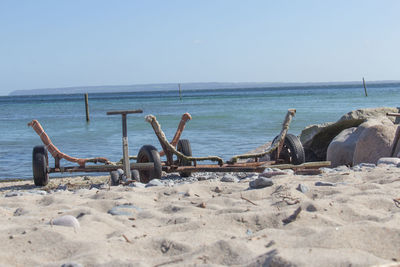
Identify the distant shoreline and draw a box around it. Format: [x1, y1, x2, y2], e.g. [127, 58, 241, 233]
[8, 80, 400, 96]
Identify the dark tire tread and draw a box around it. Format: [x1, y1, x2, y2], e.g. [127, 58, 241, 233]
[32, 145, 49, 186]
[271, 134, 305, 165]
[177, 139, 192, 177]
[137, 145, 162, 183]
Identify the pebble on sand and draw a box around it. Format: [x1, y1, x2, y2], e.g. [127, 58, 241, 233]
[50, 215, 80, 229]
[249, 177, 273, 189]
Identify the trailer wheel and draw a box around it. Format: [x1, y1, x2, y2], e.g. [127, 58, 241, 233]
[137, 145, 162, 183]
[32, 146, 49, 186]
[177, 139, 192, 177]
[271, 134, 305, 165]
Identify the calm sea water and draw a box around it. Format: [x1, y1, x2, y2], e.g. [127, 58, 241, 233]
[1, 83, 399, 179]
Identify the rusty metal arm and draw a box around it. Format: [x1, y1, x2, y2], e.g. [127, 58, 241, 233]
[145, 115, 224, 166]
[159, 113, 192, 157]
[28, 120, 111, 167]
[228, 109, 296, 163]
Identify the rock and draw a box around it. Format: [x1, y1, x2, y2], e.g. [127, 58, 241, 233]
[13, 208, 27, 216]
[297, 184, 309, 193]
[51, 215, 80, 229]
[5, 191, 24, 197]
[130, 182, 146, 188]
[334, 165, 350, 172]
[259, 171, 287, 178]
[145, 179, 164, 187]
[108, 204, 142, 216]
[353, 118, 399, 165]
[221, 174, 239, 183]
[327, 127, 361, 167]
[300, 107, 400, 161]
[354, 163, 376, 168]
[377, 157, 400, 166]
[61, 263, 84, 267]
[305, 204, 317, 212]
[315, 181, 335, 186]
[28, 190, 48, 195]
[249, 177, 273, 189]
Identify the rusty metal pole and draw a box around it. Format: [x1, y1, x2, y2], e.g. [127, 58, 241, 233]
[106, 109, 143, 179]
[121, 114, 131, 179]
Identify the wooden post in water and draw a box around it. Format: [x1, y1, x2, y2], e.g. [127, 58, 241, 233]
[362, 77, 368, 97]
[84, 93, 90, 122]
[178, 83, 182, 101]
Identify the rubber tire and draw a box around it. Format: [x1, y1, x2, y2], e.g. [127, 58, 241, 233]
[177, 139, 192, 177]
[110, 171, 120, 186]
[32, 146, 49, 186]
[137, 145, 162, 183]
[271, 134, 305, 165]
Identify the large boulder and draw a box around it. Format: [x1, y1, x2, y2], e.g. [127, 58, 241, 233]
[326, 127, 361, 167]
[300, 107, 400, 161]
[353, 118, 400, 165]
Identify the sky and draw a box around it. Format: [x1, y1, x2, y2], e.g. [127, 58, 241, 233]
[0, 0, 399, 95]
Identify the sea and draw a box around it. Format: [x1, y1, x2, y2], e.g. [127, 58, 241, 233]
[1, 83, 399, 180]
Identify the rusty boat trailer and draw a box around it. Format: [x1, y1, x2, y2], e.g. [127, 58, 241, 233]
[29, 109, 155, 186]
[138, 109, 331, 183]
[29, 108, 330, 186]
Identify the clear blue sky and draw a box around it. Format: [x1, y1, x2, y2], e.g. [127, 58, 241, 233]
[0, 0, 399, 95]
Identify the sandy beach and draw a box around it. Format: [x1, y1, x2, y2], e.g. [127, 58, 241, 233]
[1, 163, 399, 267]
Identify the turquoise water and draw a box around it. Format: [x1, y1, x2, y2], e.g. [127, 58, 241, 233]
[1, 83, 399, 179]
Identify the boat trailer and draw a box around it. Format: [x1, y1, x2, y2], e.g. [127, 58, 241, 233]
[29, 109, 330, 186]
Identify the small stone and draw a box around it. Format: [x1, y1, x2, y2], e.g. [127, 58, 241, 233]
[262, 168, 274, 173]
[130, 182, 146, 188]
[297, 184, 309, 193]
[334, 165, 349, 172]
[51, 215, 80, 229]
[358, 163, 376, 168]
[56, 184, 67, 191]
[28, 190, 47, 195]
[306, 204, 317, 212]
[377, 157, 400, 166]
[5, 191, 24, 197]
[145, 179, 164, 187]
[108, 204, 142, 216]
[197, 202, 206, 208]
[315, 181, 335, 186]
[259, 171, 287, 178]
[184, 190, 193, 197]
[249, 177, 273, 189]
[213, 187, 222, 193]
[221, 174, 239, 183]
[13, 208, 27, 216]
[352, 165, 362, 172]
[61, 263, 84, 267]
[246, 229, 253, 236]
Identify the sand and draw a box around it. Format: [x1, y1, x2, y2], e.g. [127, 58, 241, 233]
[0, 164, 400, 267]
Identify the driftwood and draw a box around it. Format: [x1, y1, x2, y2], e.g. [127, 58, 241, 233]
[145, 115, 224, 165]
[282, 207, 302, 225]
[240, 193, 258, 206]
[229, 109, 296, 163]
